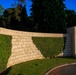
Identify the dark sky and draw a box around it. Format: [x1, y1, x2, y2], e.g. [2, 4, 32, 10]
[0, 0, 76, 16]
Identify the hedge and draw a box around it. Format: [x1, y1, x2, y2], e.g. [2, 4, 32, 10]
[32, 37, 65, 58]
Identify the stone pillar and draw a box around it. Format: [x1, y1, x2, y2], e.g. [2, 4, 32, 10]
[72, 26, 76, 57]
[67, 27, 74, 57]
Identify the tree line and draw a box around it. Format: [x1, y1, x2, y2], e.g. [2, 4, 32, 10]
[0, 0, 76, 33]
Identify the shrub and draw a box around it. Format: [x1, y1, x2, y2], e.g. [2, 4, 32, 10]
[32, 37, 65, 58]
[0, 34, 12, 72]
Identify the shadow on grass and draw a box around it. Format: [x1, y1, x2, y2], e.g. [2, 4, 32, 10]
[0, 67, 11, 75]
[57, 56, 76, 59]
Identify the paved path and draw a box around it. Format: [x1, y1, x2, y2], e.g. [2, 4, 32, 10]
[45, 63, 76, 75]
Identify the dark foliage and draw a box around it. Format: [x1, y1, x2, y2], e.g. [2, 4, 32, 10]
[65, 9, 76, 28]
[0, 0, 68, 33]
[0, 4, 35, 32]
[31, 0, 67, 33]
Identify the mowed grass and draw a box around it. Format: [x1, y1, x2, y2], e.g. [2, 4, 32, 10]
[0, 34, 12, 72]
[7, 57, 76, 75]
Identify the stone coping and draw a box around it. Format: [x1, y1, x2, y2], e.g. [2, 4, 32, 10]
[0, 27, 68, 37]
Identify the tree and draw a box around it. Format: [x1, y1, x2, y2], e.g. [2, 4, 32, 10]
[30, 0, 45, 32]
[0, 5, 4, 15]
[2, 5, 27, 29]
[1, 0, 28, 30]
[18, 0, 25, 4]
[0, 5, 4, 27]
[65, 9, 76, 28]
[31, 0, 67, 33]
[12, 0, 25, 7]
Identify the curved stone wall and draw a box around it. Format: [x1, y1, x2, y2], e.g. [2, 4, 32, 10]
[0, 27, 72, 67]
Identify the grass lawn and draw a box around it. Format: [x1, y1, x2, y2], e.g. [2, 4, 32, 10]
[7, 57, 76, 75]
[0, 34, 12, 72]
